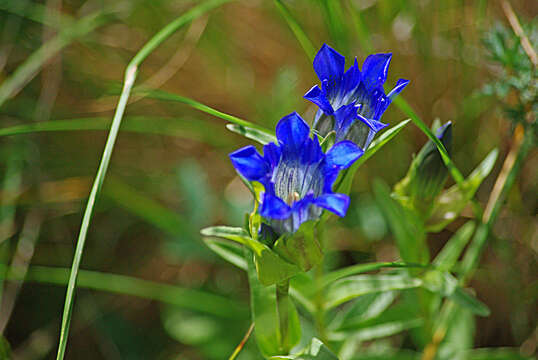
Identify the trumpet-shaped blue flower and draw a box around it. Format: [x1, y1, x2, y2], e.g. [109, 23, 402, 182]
[230, 112, 363, 235]
[304, 44, 409, 149]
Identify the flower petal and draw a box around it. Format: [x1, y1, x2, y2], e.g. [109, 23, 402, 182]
[314, 193, 349, 217]
[334, 103, 359, 134]
[325, 140, 364, 169]
[313, 44, 345, 81]
[263, 142, 281, 168]
[260, 193, 291, 220]
[276, 112, 310, 151]
[357, 113, 388, 132]
[229, 145, 268, 181]
[361, 53, 392, 89]
[387, 78, 410, 99]
[342, 58, 361, 94]
[304, 85, 334, 114]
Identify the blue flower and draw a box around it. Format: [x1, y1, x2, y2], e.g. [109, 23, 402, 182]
[304, 44, 410, 149]
[230, 112, 363, 235]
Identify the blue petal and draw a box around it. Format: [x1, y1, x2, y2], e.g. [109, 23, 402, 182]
[334, 103, 359, 134]
[276, 112, 310, 151]
[301, 137, 323, 164]
[313, 44, 345, 81]
[260, 193, 291, 220]
[436, 121, 452, 155]
[361, 53, 392, 89]
[314, 193, 349, 217]
[229, 145, 268, 181]
[263, 142, 281, 168]
[342, 58, 361, 94]
[325, 140, 364, 169]
[304, 85, 334, 114]
[357, 113, 387, 132]
[387, 78, 410, 99]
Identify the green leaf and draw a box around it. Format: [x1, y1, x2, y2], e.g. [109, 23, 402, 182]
[427, 149, 498, 232]
[246, 249, 301, 357]
[325, 274, 422, 309]
[226, 123, 277, 145]
[200, 226, 265, 254]
[320, 262, 424, 290]
[273, 221, 323, 272]
[373, 180, 428, 264]
[337, 119, 410, 194]
[0, 336, 10, 359]
[203, 238, 247, 270]
[433, 222, 476, 271]
[437, 305, 474, 360]
[137, 88, 274, 135]
[200, 226, 301, 285]
[255, 247, 302, 286]
[0, 116, 233, 146]
[329, 291, 397, 331]
[271, 337, 339, 360]
[421, 271, 490, 316]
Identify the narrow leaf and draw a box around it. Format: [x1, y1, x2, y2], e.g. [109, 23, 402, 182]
[226, 123, 277, 145]
[203, 238, 247, 270]
[433, 222, 476, 271]
[325, 274, 422, 309]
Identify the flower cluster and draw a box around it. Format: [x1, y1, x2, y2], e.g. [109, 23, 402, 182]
[305, 44, 409, 149]
[230, 45, 408, 236]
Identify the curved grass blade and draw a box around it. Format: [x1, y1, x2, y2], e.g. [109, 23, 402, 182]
[325, 274, 422, 309]
[226, 123, 277, 145]
[0, 116, 233, 146]
[273, 0, 316, 61]
[0, 264, 246, 319]
[319, 261, 423, 290]
[55, 1, 234, 358]
[136, 88, 274, 135]
[336, 119, 410, 194]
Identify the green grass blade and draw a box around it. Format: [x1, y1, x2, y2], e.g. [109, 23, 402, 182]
[0, 264, 246, 319]
[137, 88, 273, 135]
[55, 1, 233, 358]
[325, 274, 422, 309]
[336, 119, 410, 194]
[0, 7, 116, 108]
[0, 116, 232, 146]
[273, 0, 316, 61]
[433, 221, 476, 271]
[226, 124, 277, 145]
[319, 261, 424, 290]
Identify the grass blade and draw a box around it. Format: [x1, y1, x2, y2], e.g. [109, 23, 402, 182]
[273, 0, 316, 61]
[0, 264, 246, 319]
[55, 1, 234, 358]
[136, 88, 274, 135]
[0, 116, 233, 146]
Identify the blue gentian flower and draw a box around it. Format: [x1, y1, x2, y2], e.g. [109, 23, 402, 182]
[304, 44, 410, 149]
[230, 112, 363, 235]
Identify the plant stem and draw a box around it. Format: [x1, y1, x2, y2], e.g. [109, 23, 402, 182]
[276, 279, 290, 354]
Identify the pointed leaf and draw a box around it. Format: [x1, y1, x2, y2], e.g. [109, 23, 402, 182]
[427, 149, 498, 232]
[226, 123, 277, 145]
[203, 238, 247, 270]
[325, 274, 422, 309]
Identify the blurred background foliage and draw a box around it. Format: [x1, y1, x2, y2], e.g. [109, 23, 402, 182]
[0, 0, 536, 359]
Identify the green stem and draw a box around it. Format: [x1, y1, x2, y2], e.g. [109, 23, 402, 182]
[276, 279, 290, 354]
[54, 1, 233, 359]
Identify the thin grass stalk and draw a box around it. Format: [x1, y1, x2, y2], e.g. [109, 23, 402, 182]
[54, 1, 233, 358]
